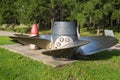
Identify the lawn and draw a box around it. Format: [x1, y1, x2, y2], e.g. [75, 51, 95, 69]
[0, 36, 120, 80]
[0, 36, 14, 45]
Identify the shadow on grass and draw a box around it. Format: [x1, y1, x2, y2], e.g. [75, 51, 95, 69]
[72, 50, 120, 61]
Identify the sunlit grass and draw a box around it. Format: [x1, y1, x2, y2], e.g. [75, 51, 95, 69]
[39, 29, 51, 34]
[0, 36, 14, 45]
[0, 47, 120, 80]
[115, 32, 120, 43]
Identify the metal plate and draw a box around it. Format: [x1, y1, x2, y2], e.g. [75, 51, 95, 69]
[77, 36, 118, 55]
[9, 36, 53, 50]
[54, 36, 73, 49]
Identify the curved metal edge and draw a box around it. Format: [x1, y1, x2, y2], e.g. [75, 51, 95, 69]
[77, 36, 118, 55]
[9, 36, 53, 50]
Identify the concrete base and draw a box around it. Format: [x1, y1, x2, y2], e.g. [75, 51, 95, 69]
[110, 44, 120, 50]
[1, 44, 76, 67]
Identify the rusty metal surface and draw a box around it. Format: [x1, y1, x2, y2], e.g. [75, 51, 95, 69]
[14, 34, 29, 37]
[42, 46, 78, 57]
[42, 40, 89, 57]
[78, 36, 118, 55]
[9, 36, 53, 50]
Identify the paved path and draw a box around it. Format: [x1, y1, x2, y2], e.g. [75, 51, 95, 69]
[0, 30, 19, 36]
[1, 44, 76, 67]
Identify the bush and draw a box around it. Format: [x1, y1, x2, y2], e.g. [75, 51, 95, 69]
[0, 24, 31, 33]
[15, 27, 30, 33]
[0, 24, 8, 30]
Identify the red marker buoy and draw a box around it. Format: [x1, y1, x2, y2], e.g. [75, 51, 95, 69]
[30, 24, 39, 36]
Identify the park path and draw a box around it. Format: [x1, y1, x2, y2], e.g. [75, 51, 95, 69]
[0, 30, 19, 36]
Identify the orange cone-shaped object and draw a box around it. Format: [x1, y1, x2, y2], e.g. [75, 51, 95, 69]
[30, 24, 39, 36]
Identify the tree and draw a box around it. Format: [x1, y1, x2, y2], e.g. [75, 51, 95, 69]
[93, 9, 103, 35]
[111, 10, 120, 33]
[0, 0, 18, 24]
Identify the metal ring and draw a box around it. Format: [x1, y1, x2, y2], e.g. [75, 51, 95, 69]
[60, 37, 64, 42]
[57, 42, 61, 47]
[65, 38, 70, 42]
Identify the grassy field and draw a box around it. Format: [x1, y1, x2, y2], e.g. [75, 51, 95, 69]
[0, 36, 120, 80]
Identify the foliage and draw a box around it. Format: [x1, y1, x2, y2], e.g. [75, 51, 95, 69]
[111, 10, 120, 20]
[0, 0, 120, 34]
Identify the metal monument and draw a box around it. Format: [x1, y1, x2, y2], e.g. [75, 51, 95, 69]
[10, 21, 118, 58]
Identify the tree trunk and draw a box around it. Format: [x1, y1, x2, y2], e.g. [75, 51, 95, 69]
[38, 19, 40, 30]
[51, 18, 54, 30]
[117, 19, 120, 35]
[102, 24, 105, 35]
[89, 16, 92, 32]
[117, 19, 120, 26]
[61, 8, 64, 21]
[97, 25, 100, 35]
[14, 18, 17, 24]
[77, 22, 80, 33]
[110, 19, 113, 27]
[93, 23, 95, 32]
[45, 20, 47, 28]
[102, 18, 104, 35]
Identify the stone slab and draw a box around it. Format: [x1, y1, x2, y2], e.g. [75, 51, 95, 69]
[104, 30, 114, 37]
[0, 44, 76, 67]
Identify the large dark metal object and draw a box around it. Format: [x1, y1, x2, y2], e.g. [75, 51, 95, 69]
[9, 21, 118, 58]
[38, 35, 118, 57]
[52, 21, 78, 42]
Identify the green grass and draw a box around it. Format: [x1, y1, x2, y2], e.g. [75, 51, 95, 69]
[114, 32, 120, 43]
[0, 36, 120, 80]
[0, 47, 120, 80]
[40, 29, 51, 34]
[0, 36, 14, 45]
[80, 28, 97, 36]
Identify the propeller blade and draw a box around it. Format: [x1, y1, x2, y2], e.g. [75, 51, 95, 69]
[78, 36, 118, 55]
[42, 40, 89, 57]
[9, 36, 53, 50]
[14, 34, 29, 37]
